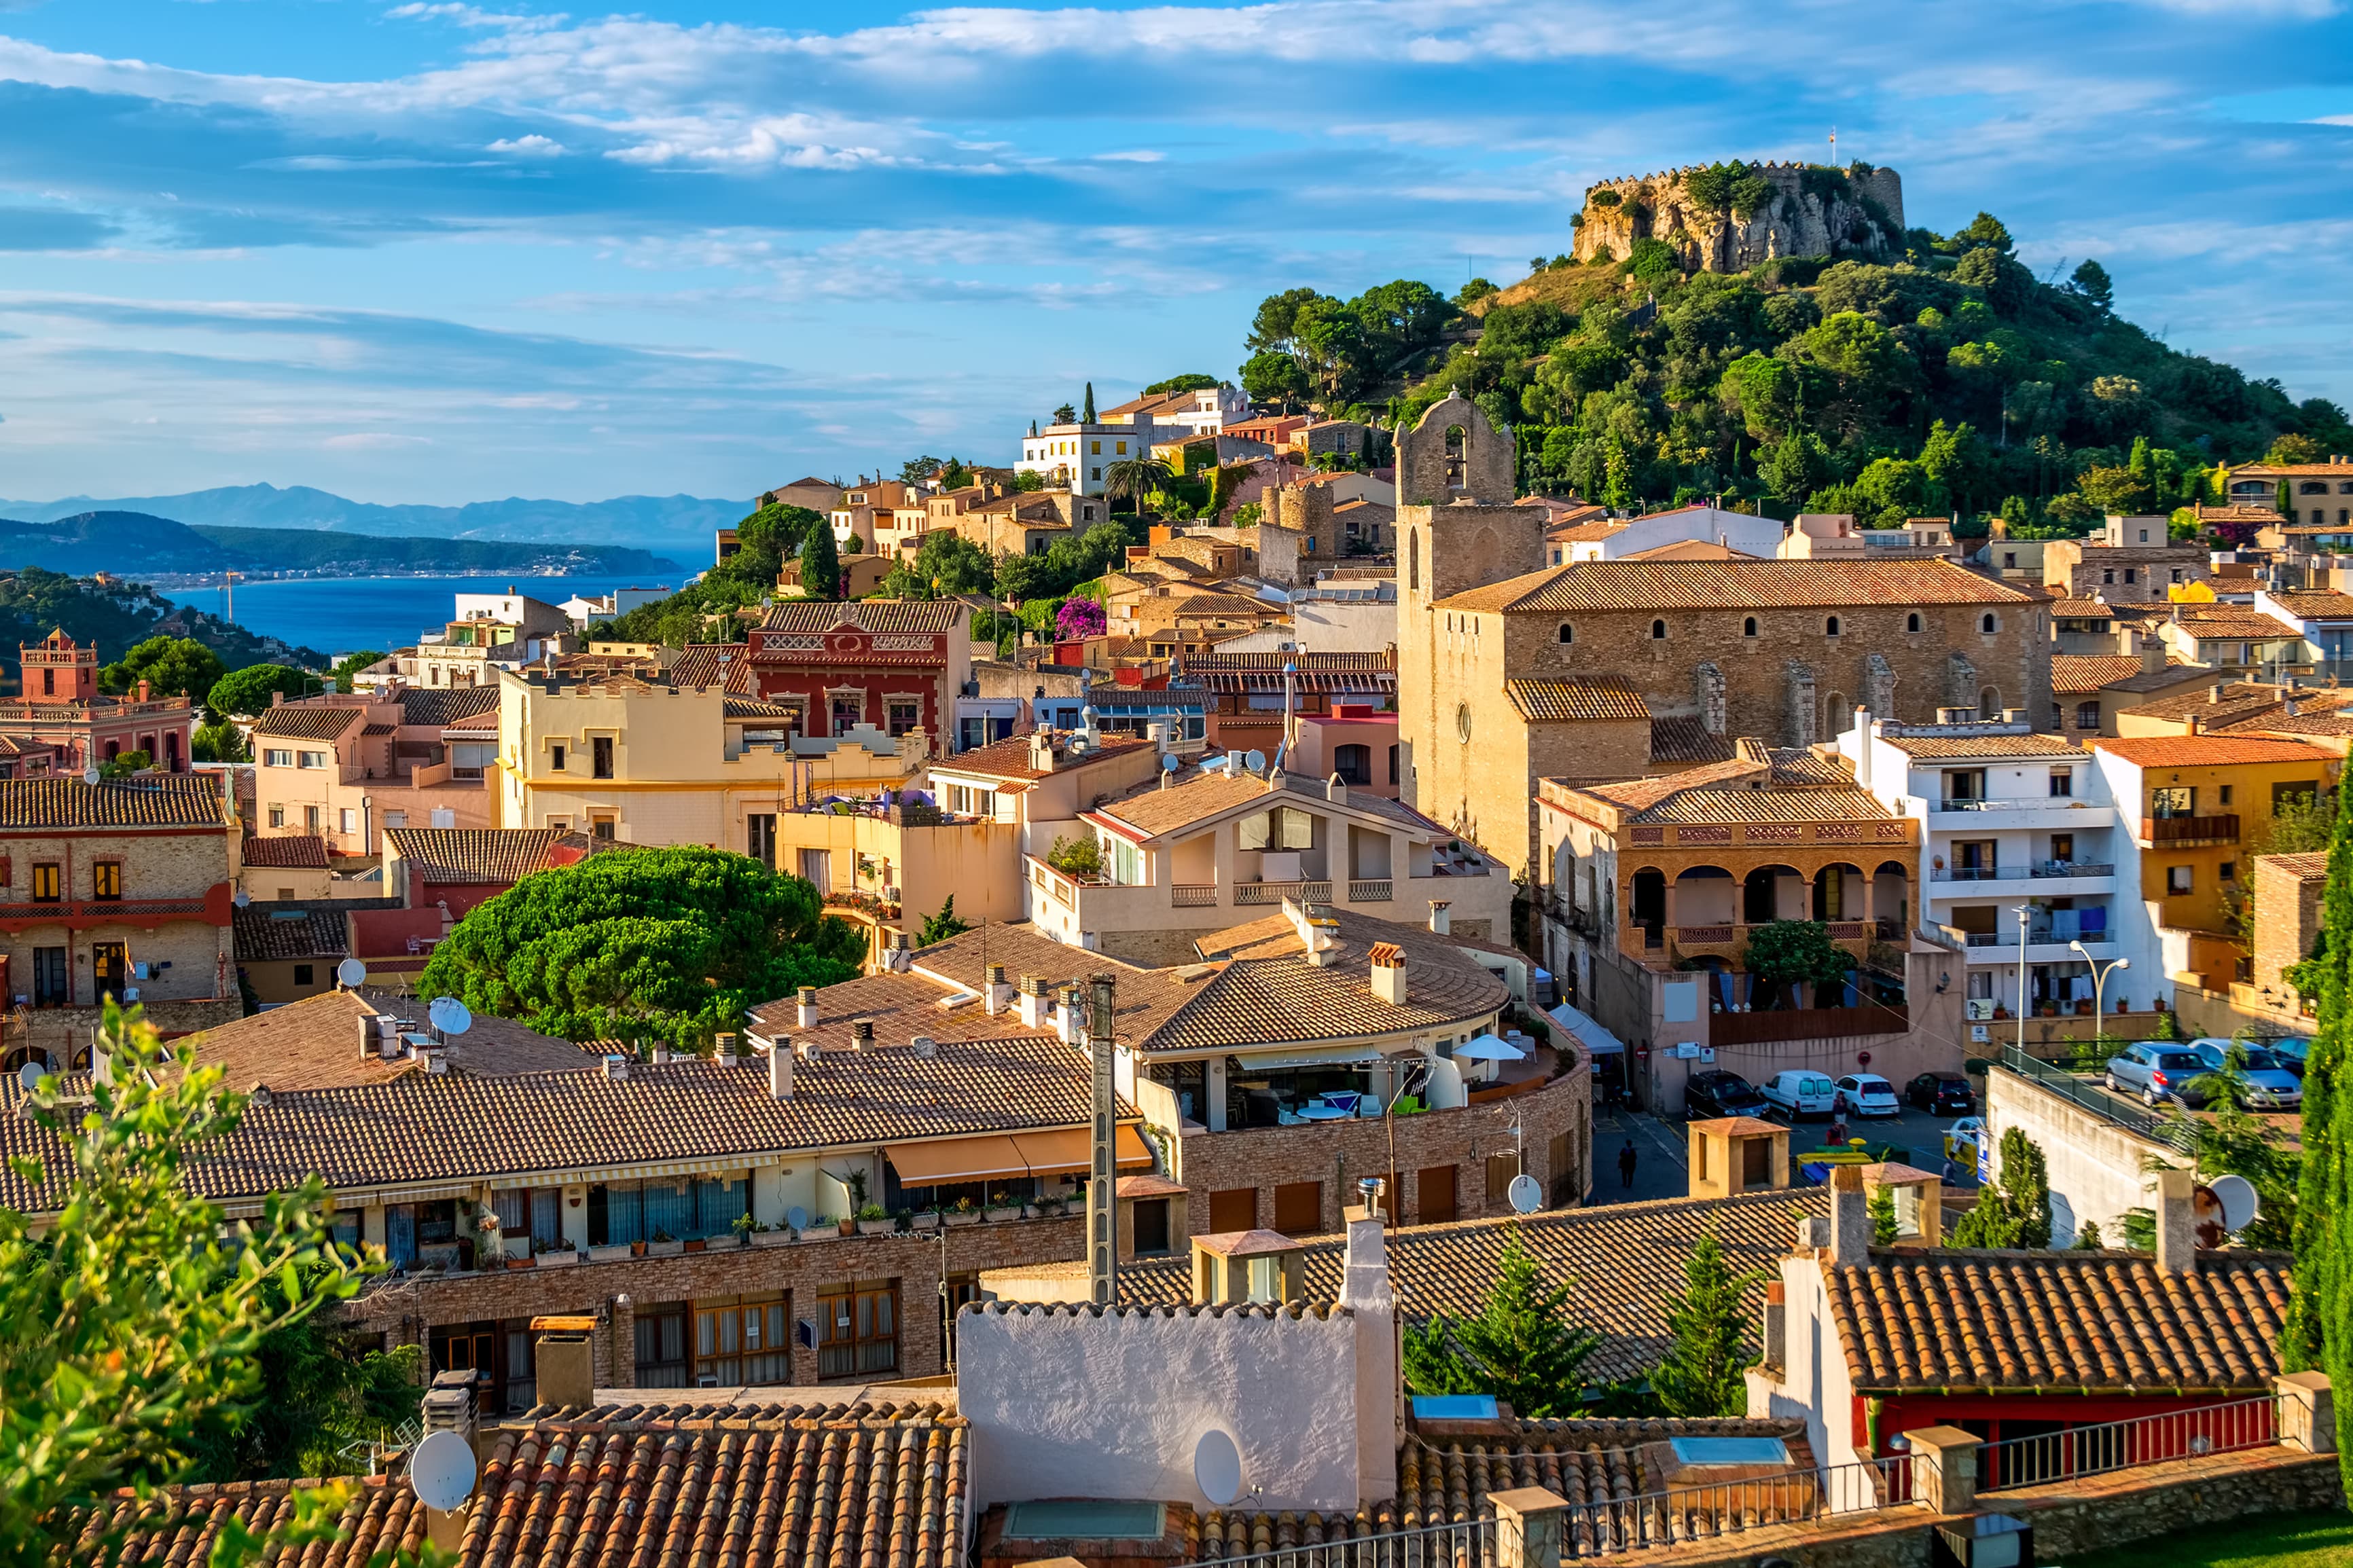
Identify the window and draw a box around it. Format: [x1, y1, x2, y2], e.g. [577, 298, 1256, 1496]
[2002, 551, 2017, 568]
[592, 736, 614, 778]
[1557, 623, 1573, 643]
[1485, 1151, 1521, 1205]
[1090, 441, 1101, 455]
[2167, 865, 2194, 895]
[887, 700, 920, 737]
[1208, 1188, 1256, 1232]
[298, 750, 327, 769]
[634, 1304, 691, 1388]
[1418, 1164, 1459, 1224]
[1651, 619, 1667, 639]
[799, 847, 832, 889]
[817, 1281, 898, 1380]
[268, 805, 285, 828]
[305, 805, 321, 832]
[1333, 744, 1372, 786]
[1825, 615, 1841, 637]
[264, 749, 293, 768]
[40, 668, 51, 696]
[293, 964, 315, 986]
[2102, 568, 2115, 585]
[2221, 860, 2238, 883]
[1981, 613, 1998, 634]
[2275, 780, 2318, 812]
[2219, 784, 2235, 806]
[2303, 481, 2329, 495]
[2048, 769, 2072, 799]
[590, 814, 615, 841]
[31, 863, 59, 901]
[2075, 701, 2101, 729]
[1273, 1181, 1322, 1235]
[2151, 786, 2195, 818]
[92, 861, 121, 899]
[1133, 1199, 1171, 1255]
[1388, 744, 1399, 786]
[2123, 568, 2138, 585]
[748, 814, 776, 869]
[31, 946, 65, 1006]
[1742, 616, 1757, 637]
[551, 744, 566, 771]
[1906, 613, 1922, 633]
[1238, 805, 1314, 851]
[698, 1296, 791, 1386]
[340, 807, 357, 835]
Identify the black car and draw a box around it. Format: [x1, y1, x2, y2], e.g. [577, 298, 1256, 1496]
[1685, 1070, 1770, 1119]
[1905, 1071, 1975, 1115]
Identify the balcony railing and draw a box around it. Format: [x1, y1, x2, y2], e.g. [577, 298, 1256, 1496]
[1932, 861, 2113, 881]
[1347, 879, 1393, 902]
[1625, 819, 1912, 848]
[2142, 814, 2240, 846]
[1964, 928, 2110, 949]
[1936, 796, 2094, 812]
[1234, 879, 1332, 906]
[1171, 883, 1219, 908]
[0, 895, 213, 921]
[1978, 1394, 2276, 1493]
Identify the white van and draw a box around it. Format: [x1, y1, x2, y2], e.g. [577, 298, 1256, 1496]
[1760, 1070, 1839, 1120]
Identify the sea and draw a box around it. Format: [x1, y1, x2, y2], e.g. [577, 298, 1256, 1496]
[160, 573, 683, 661]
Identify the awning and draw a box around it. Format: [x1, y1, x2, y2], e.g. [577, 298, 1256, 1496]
[1231, 1045, 1387, 1072]
[1548, 1002, 1626, 1056]
[1013, 1123, 1155, 1175]
[886, 1134, 1029, 1186]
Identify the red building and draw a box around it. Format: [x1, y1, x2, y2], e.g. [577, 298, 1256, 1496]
[0, 630, 198, 775]
[742, 600, 971, 744]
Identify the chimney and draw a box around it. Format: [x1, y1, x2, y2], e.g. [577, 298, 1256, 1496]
[1427, 900, 1452, 936]
[1058, 985, 1085, 1045]
[270, 691, 285, 708]
[359, 1014, 380, 1059]
[2140, 636, 2166, 674]
[1327, 771, 1349, 806]
[1759, 1279, 1788, 1373]
[984, 962, 1013, 1015]
[137, 679, 151, 702]
[1852, 709, 1873, 790]
[1340, 1183, 1401, 1506]
[1029, 731, 1056, 774]
[530, 1316, 597, 1409]
[2189, 714, 2204, 736]
[796, 985, 819, 1029]
[851, 1019, 875, 1053]
[2286, 696, 2302, 718]
[2210, 681, 2227, 704]
[420, 1368, 477, 1465]
[1016, 973, 1047, 1029]
[768, 1039, 794, 1099]
[2155, 1167, 2196, 1275]
[715, 1031, 740, 1064]
[1369, 941, 1407, 1005]
[1829, 1165, 1869, 1266]
[601, 1053, 629, 1081]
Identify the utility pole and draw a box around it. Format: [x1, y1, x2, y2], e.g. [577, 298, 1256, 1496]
[1087, 972, 1119, 1307]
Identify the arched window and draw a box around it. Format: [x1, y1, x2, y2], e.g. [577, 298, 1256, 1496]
[1408, 531, 1420, 591]
[1826, 615, 1842, 637]
[1651, 619, 1668, 640]
[1742, 616, 1758, 637]
[1906, 612, 1922, 633]
[1981, 613, 1998, 634]
[1979, 687, 2002, 720]
[1558, 623, 1574, 644]
[1443, 426, 1469, 490]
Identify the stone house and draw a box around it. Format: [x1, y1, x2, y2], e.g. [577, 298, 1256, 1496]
[2246, 850, 2324, 1026]
[2041, 516, 2210, 606]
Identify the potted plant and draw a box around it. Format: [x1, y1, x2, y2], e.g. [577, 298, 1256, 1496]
[2074, 998, 2094, 1016]
[984, 1190, 1022, 1223]
[836, 1211, 857, 1237]
[587, 1239, 635, 1264]
[811, 1214, 838, 1239]
[751, 1218, 793, 1249]
[537, 1236, 579, 1269]
[2036, 1000, 2058, 1017]
[730, 1212, 757, 1247]
[908, 1207, 941, 1233]
[855, 1203, 893, 1236]
[646, 1228, 685, 1257]
[944, 1195, 982, 1228]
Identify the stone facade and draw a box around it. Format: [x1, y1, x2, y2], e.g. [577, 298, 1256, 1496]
[2041, 536, 2210, 606]
[2250, 851, 2325, 1007]
[1573, 162, 1907, 274]
[1261, 482, 1345, 588]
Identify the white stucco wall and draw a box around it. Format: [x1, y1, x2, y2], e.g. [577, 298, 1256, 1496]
[958, 1302, 1361, 1512]
[1985, 1064, 2182, 1247]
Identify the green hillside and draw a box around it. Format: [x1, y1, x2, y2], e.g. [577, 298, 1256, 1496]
[1244, 202, 2350, 534]
[0, 568, 325, 691]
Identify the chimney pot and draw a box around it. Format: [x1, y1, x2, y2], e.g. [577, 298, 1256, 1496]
[2155, 1167, 2196, 1274]
[796, 985, 819, 1029]
[984, 963, 1014, 1015]
[602, 1054, 629, 1081]
[1427, 900, 1452, 936]
[851, 1018, 875, 1051]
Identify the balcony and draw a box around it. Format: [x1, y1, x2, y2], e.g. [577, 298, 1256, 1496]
[1625, 819, 1914, 850]
[0, 882, 232, 931]
[1929, 862, 2118, 899]
[1171, 883, 1219, 909]
[1962, 929, 2119, 964]
[1234, 879, 1333, 906]
[1931, 798, 2116, 831]
[2140, 814, 2239, 848]
[1649, 919, 1888, 965]
[1347, 879, 1393, 902]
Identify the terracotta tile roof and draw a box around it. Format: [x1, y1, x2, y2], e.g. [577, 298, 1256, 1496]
[2049, 599, 2117, 619]
[0, 1017, 1115, 1211]
[0, 773, 229, 828]
[1566, 754, 1763, 814]
[1184, 651, 1396, 672]
[1620, 539, 1761, 561]
[2219, 708, 2353, 740]
[724, 695, 804, 721]
[1820, 1248, 2289, 1393]
[187, 988, 590, 1093]
[396, 686, 501, 727]
[2096, 735, 2335, 768]
[1171, 594, 1282, 620]
[1103, 1188, 1829, 1383]
[666, 642, 753, 693]
[241, 833, 331, 868]
[1088, 770, 1274, 839]
[1627, 784, 1900, 827]
[1505, 678, 1651, 723]
[232, 906, 346, 962]
[2172, 608, 2300, 640]
[251, 706, 365, 742]
[2264, 851, 2331, 880]
[1436, 560, 2038, 615]
[1648, 714, 1736, 764]
[1159, 908, 1509, 1053]
[1879, 732, 2084, 759]
[2267, 591, 2353, 619]
[1767, 748, 1854, 785]
[386, 826, 562, 884]
[2115, 681, 2295, 723]
[2051, 655, 2189, 694]
[2102, 663, 2230, 695]
[933, 733, 1153, 783]
[1549, 518, 1625, 543]
[760, 600, 964, 634]
[2227, 458, 2353, 477]
[1205, 1415, 1813, 1546]
[64, 1475, 424, 1566]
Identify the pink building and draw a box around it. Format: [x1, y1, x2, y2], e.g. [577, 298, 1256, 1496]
[0, 630, 196, 774]
[1291, 704, 1402, 798]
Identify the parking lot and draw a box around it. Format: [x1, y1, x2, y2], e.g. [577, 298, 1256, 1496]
[1592, 1098, 1983, 1207]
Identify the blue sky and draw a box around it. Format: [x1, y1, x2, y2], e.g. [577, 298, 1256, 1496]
[0, 0, 2348, 505]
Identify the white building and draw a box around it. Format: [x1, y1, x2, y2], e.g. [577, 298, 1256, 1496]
[1558, 504, 1786, 563]
[1101, 383, 1249, 437]
[1019, 414, 1162, 498]
[1212, 575, 1397, 655]
[557, 587, 665, 630]
[1832, 710, 2156, 1023]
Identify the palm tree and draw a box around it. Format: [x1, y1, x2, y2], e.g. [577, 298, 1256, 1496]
[1103, 456, 1174, 517]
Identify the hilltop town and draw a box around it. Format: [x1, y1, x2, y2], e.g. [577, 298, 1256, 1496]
[15, 176, 2353, 1567]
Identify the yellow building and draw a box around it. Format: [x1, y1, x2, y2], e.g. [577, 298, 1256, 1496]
[2089, 734, 2337, 989]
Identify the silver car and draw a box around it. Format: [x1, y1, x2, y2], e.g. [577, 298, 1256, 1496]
[2187, 1041, 2303, 1111]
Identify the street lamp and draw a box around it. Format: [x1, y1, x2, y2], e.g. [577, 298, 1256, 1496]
[2070, 940, 2128, 1030]
[2012, 904, 2031, 1055]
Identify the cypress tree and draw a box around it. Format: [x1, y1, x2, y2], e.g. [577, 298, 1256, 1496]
[798, 523, 842, 601]
[1652, 1231, 1762, 1417]
[1082, 382, 1096, 423]
[2286, 778, 2353, 1480]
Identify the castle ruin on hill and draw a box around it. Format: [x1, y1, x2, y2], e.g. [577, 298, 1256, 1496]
[1572, 161, 1906, 275]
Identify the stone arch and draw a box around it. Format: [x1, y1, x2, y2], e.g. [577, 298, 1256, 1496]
[1396, 393, 1514, 505]
[1979, 685, 2002, 720]
[1743, 864, 1803, 924]
[1444, 424, 1470, 491]
[1823, 690, 1849, 739]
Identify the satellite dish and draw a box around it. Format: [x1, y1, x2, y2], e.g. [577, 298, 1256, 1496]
[408, 1427, 477, 1512]
[2207, 1173, 2260, 1233]
[82, 766, 99, 786]
[17, 1060, 42, 1092]
[1507, 1173, 1543, 1215]
[1244, 750, 1266, 774]
[910, 1034, 937, 1058]
[233, 888, 251, 909]
[336, 958, 367, 989]
[428, 996, 473, 1037]
[1162, 754, 1180, 772]
[1193, 1429, 1243, 1508]
[786, 1205, 810, 1233]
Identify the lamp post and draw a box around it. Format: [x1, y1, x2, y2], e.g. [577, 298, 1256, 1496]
[2070, 941, 2128, 1032]
[2013, 904, 2030, 1055]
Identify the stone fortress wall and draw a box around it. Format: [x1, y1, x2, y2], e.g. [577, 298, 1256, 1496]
[1572, 161, 1906, 274]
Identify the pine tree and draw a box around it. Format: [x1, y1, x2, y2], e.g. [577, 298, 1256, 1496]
[2285, 775, 2353, 1489]
[1401, 1230, 1599, 1417]
[798, 524, 842, 601]
[1868, 1185, 1898, 1245]
[2000, 1126, 2053, 1247]
[1651, 1232, 1763, 1417]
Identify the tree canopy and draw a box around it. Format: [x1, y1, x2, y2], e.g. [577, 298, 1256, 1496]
[1402, 1229, 1601, 1417]
[204, 662, 315, 721]
[597, 500, 828, 646]
[416, 846, 864, 1053]
[1742, 920, 1855, 1007]
[1143, 373, 1221, 395]
[1650, 1230, 1763, 1417]
[99, 636, 224, 707]
[328, 649, 384, 694]
[797, 520, 843, 600]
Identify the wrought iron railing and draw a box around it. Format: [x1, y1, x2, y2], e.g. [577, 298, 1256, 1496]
[1977, 1395, 2277, 1492]
[1998, 1046, 2195, 1153]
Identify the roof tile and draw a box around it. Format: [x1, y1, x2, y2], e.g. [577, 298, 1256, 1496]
[1437, 560, 2038, 615]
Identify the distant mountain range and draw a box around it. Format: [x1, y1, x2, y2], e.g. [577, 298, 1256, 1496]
[0, 484, 745, 556]
[0, 511, 684, 579]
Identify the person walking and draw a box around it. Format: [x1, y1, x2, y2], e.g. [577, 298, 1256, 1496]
[1617, 1137, 1638, 1189]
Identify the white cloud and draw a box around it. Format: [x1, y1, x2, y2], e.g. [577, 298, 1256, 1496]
[322, 432, 431, 448]
[487, 134, 565, 156]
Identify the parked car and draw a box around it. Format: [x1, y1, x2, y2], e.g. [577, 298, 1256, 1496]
[2191, 1034, 2315, 1082]
[1760, 1070, 1839, 1120]
[1833, 1073, 1901, 1118]
[1905, 1071, 1976, 1115]
[2104, 1042, 2213, 1109]
[1684, 1070, 1770, 1120]
[1943, 1116, 1987, 1165]
[2186, 1041, 2303, 1111]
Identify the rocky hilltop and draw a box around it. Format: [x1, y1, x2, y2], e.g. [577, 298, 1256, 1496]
[1573, 161, 1906, 274]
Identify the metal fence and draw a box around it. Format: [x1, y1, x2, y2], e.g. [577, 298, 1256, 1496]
[1977, 1395, 2278, 1493]
[1998, 1046, 2197, 1153]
